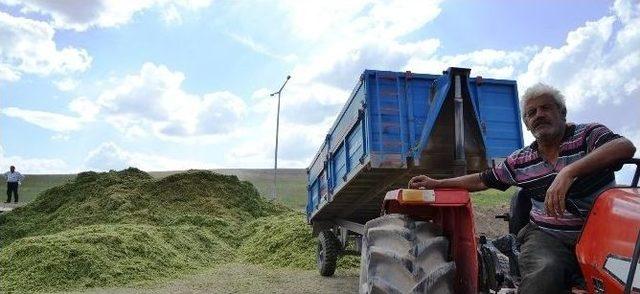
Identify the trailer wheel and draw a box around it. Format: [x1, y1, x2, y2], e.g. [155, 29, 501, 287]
[359, 214, 456, 293]
[317, 230, 339, 276]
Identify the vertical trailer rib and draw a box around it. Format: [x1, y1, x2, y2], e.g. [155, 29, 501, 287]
[454, 74, 466, 176]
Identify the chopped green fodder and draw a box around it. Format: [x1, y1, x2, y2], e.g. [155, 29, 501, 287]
[0, 168, 291, 292]
[0, 224, 233, 292]
[0, 168, 288, 247]
[236, 212, 359, 270]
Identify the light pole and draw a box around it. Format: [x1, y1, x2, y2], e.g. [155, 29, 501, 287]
[270, 75, 290, 200]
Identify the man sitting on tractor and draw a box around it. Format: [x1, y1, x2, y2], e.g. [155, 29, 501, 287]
[408, 83, 636, 293]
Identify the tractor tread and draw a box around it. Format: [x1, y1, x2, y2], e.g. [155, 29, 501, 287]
[359, 214, 456, 294]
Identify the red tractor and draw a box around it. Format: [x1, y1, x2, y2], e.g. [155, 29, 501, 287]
[358, 158, 640, 293]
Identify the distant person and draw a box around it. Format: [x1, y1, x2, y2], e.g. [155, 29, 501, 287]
[4, 165, 24, 203]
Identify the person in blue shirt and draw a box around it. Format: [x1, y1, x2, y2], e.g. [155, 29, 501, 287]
[4, 165, 25, 203]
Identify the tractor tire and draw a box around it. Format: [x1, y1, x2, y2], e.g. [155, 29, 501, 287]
[359, 214, 456, 294]
[317, 230, 340, 276]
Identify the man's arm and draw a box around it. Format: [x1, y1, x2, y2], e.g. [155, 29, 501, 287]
[408, 173, 488, 192]
[546, 137, 636, 216]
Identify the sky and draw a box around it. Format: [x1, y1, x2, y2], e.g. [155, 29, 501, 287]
[0, 0, 638, 175]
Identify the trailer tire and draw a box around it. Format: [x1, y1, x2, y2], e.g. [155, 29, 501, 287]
[359, 214, 455, 294]
[317, 230, 339, 276]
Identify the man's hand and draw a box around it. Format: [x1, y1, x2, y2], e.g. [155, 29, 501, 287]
[408, 175, 440, 189]
[545, 169, 576, 217]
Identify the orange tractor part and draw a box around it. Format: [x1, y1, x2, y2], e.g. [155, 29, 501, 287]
[576, 185, 640, 293]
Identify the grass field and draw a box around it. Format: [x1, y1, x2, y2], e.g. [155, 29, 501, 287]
[7, 174, 76, 203]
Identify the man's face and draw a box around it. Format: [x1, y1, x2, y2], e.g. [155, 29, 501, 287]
[10, 166, 15, 172]
[523, 94, 566, 141]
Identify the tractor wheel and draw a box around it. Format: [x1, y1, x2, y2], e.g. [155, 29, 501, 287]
[359, 214, 456, 294]
[317, 230, 340, 276]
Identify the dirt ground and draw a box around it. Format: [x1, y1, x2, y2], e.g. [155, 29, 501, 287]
[65, 205, 510, 294]
[67, 263, 360, 294]
[473, 204, 510, 239]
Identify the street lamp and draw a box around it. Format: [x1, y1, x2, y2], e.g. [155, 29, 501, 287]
[269, 75, 291, 200]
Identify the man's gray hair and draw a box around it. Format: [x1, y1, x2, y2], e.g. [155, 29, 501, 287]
[520, 82, 567, 118]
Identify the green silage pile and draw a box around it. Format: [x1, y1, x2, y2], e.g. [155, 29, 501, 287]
[237, 212, 317, 269]
[237, 212, 360, 270]
[0, 224, 233, 291]
[0, 168, 307, 293]
[0, 168, 286, 247]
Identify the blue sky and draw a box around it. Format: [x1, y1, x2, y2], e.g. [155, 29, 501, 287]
[0, 0, 638, 175]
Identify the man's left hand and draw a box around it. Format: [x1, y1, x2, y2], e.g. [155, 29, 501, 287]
[545, 169, 576, 217]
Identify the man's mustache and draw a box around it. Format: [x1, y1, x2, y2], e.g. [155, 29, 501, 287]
[532, 119, 552, 128]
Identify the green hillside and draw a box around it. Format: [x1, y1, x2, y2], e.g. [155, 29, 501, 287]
[10, 174, 76, 203]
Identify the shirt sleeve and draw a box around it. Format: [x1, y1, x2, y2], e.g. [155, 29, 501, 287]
[479, 151, 519, 191]
[584, 123, 622, 153]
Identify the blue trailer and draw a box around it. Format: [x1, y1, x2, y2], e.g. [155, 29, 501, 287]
[306, 67, 525, 277]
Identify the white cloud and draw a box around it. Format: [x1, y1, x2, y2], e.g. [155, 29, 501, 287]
[300, 38, 441, 89]
[54, 78, 80, 92]
[227, 32, 297, 62]
[0, 0, 213, 31]
[0, 64, 20, 82]
[68, 96, 100, 121]
[1, 107, 83, 132]
[612, 0, 640, 23]
[226, 117, 333, 168]
[284, 0, 443, 87]
[252, 82, 348, 125]
[0, 144, 70, 174]
[279, 0, 442, 43]
[0, 11, 92, 81]
[518, 0, 640, 112]
[84, 142, 131, 171]
[95, 63, 248, 139]
[1, 95, 100, 134]
[407, 48, 536, 80]
[84, 142, 217, 171]
[519, 17, 618, 110]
